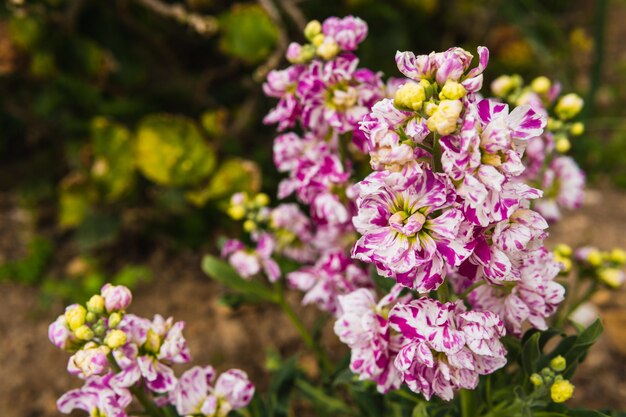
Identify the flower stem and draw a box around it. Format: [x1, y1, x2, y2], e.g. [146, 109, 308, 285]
[459, 280, 486, 300]
[432, 133, 442, 173]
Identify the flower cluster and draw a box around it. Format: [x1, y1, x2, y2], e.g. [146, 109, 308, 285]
[490, 75, 586, 221]
[49, 285, 254, 417]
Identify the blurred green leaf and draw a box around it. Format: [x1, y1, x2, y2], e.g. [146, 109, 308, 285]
[75, 211, 121, 250]
[186, 158, 261, 206]
[8, 15, 42, 50]
[135, 114, 216, 186]
[201, 255, 276, 301]
[219, 4, 279, 64]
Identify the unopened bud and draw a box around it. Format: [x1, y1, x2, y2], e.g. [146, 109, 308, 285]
[439, 80, 466, 100]
[530, 373, 544, 387]
[570, 122, 585, 136]
[304, 20, 322, 41]
[86, 295, 105, 314]
[587, 249, 603, 267]
[74, 325, 94, 341]
[65, 304, 87, 331]
[316, 39, 339, 60]
[550, 355, 567, 372]
[312, 33, 325, 47]
[394, 82, 426, 111]
[610, 248, 626, 265]
[92, 319, 106, 337]
[555, 93, 584, 120]
[254, 193, 270, 207]
[101, 284, 132, 313]
[555, 137, 571, 153]
[86, 312, 97, 323]
[555, 244, 573, 257]
[551, 380, 575, 403]
[243, 220, 256, 233]
[531, 76, 551, 94]
[108, 312, 122, 329]
[598, 268, 624, 288]
[426, 100, 463, 136]
[491, 75, 516, 97]
[227, 205, 246, 221]
[104, 329, 127, 349]
[547, 117, 563, 131]
[144, 328, 161, 354]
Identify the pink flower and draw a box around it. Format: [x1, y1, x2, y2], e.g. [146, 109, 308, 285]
[288, 251, 372, 315]
[534, 156, 585, 222]
[221, 234, 281, 282]
[170, 366, 254, 417]
[57, 372, 132, 417]
[389, 298, 506, 400]
[101, 284, 132, 313]
[470, 248, 565, 336]
[334, 285, 409, 393]
[67, 343, 110, 378]
[48, 315, 76, 350]
[263, 65, 305, 131]
[269, 204, 316, 263]
[322, 16, 368, 51]
[352, 169, 474, 292]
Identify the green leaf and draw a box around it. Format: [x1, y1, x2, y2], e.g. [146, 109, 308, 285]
[201, 255, 276, 302]
[412, 402, 430, 417]
[135, 114, 216, 187]
[563, 319, 603, 377]
[521, 332, 542, 376]
[267, 356, 301, 417]
[296, 379, 355, 416]
[219, 4, 279, 64]
[75, 211, 121, 250]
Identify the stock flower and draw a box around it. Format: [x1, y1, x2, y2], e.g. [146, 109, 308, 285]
[334, 285, 409, 393]
[469, 248, 564, 336]
[321, 16, 368, 51]
[221, 234, 281, 282]
[170, 366, 254, 417]
[395, 46, 489, 93]
[114, 314, 191, 393]
[101, 284, 133, 313]
[534, 156, 585, 221]
[288, 251, 372, 315]
[389, 298, 506, 400]
[352, 169, 473, 292]
[67, 342, 110, 378]
[269, 203, 316, 262]
[57, 372, 132, 417]
[263, 65, 305, 131]
[49, 314, 77, 350]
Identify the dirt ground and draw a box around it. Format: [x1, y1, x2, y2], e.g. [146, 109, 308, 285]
[1, 186, 625, 417]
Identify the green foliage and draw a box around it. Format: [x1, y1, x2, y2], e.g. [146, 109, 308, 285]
[186, 158, 261, 206]
[0, 237, 53, 285]
[135, 114, 216, 187]
[201, 254, 276, 302]
[219, 4, 279, 64]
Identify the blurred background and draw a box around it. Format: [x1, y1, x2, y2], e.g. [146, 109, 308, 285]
[0, 0, 625, 416]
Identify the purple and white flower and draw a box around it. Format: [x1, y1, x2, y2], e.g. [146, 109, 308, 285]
[221, 234, 281, 282]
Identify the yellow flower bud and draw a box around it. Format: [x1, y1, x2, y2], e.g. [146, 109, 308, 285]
[65, 305, 87, 331]
[598, 268, 624, 288]
[570, 122, 585, 136]
[531, 76, 551, 95]
[304, 20, 322, 41]
[491, 75, 516, 97]
[555, 93, 584, 120]
[243, 219, 256, 233]
[424, 102, 438, 117]
[75, 325, 94, 341]
[86, 295, 105, 314]
[547, 117, 563, 131]
[610, 248, 626, 265]
[554, 253, 572, 273]
[427, 100, 463, 136]
[144, 328, 161, 354]
[551, 380, 574, 403]
[550, 355, 567, 372]
[316, 39, 339, 60]
[555, 244, 572, 257]
[312, 34, 325, 47]
[104, 329, 127, 349]
[555, 137, 571, 153]
[530, 373, 544, 387]
[439, 80, 467, 100]
[254, 193, 270, 207]
[227, 205, 246, 221]
[587, 249, 603, 267]
[394, 82, 426, 111]
[108, 312, 122, 329]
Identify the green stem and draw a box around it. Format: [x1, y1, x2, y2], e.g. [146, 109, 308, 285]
[460, 389, 473, 417]
[391, 389, 422, 404]
[459, 281, 486, 300]
[432, 133, 442, 173]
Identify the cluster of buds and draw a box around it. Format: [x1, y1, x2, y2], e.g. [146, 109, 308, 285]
[574, 246, 626, 288]
[49, 285, 254, 417]
[491, 75, 586, 221]
[530, 355, 575, 404]
[226, 192, 271, 233]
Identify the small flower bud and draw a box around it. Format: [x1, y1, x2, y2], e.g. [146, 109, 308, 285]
[587, 249, 603, 267]
[312, 33, 325, 47]
[550, 355, 567, 372]
[227, 205, 246, 221]
[394, 82, 426, 111]
[555, 254, 572, 273]
[104, 329, 127, 349]
[555, 137, 571, 153]
[254, 193, 270, 207]
[439, 80, 466, 100]
[531, 76, 551, 94]
[316, 38, 339, 60]
[598, 268, 625, 288]
[101, 284, 132, 313]
[550, 379, 575, 403]
[426, 100, 463, 136]
[144, 328, 161, 354]
[610, 248, 626, 265]
[570, 122, 585, 136]
[243, 220, 256, 233]
[92, 319, 107, 337]
[48, 315, 74, 350]
[530, 373, 544, 387]
[65, 304, 87, 331]
[555, 244, 573, 257]
[285, 42, 303, 63]
[304, 20, 322, 41]
[547, 117, 563, 131]
[555, 93, 584, 120]
[74, 325, 95, 341]
[424, 101, 438, 117]
[491, 75, 516, 97]
[86, 295, 105, 314]
[86, 312, 97, 323]
[108, 312, 122, 328]
[541, 367, 555, 379]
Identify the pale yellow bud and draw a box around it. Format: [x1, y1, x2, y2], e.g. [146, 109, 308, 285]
[316, 38, 340, 60]
[243, 220, 256, 233]
[610, 248, 626, 265]
[555, 93, 584, 120]
[598, 268, 624, 288]
[108, 312, 122, 329]
[394, 82, 426, 111]
[65, 305, 87, 331]
[424, 102, 438, 117]
[550, 355, 567, 372]
[531, 76, 551, 95]
[439, 80, 467, 100]
[227, 205, 246, 221]
[311, 34, 325, 47]
[570, 122, 585, 136]
[547, 117, 563, 131]
[104, 329, 127, 349]
[304, 20, 322, 41]
[555, 137, 571, 153]
[491, 75, 515, 97]
[530, 373, 543, 387]
[555, 244, 572, 257]
[144, 328, 161, 354]
[551, 380, 574, 403]
[587, 249, 603, 267]
[75, 325, 94, 341]
[427, 100, 463, 135]
[254, 193, 270, 207]
[86, 295, 105, 314]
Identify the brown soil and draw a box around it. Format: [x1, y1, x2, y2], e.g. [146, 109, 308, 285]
[1, 187, 625, 417]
